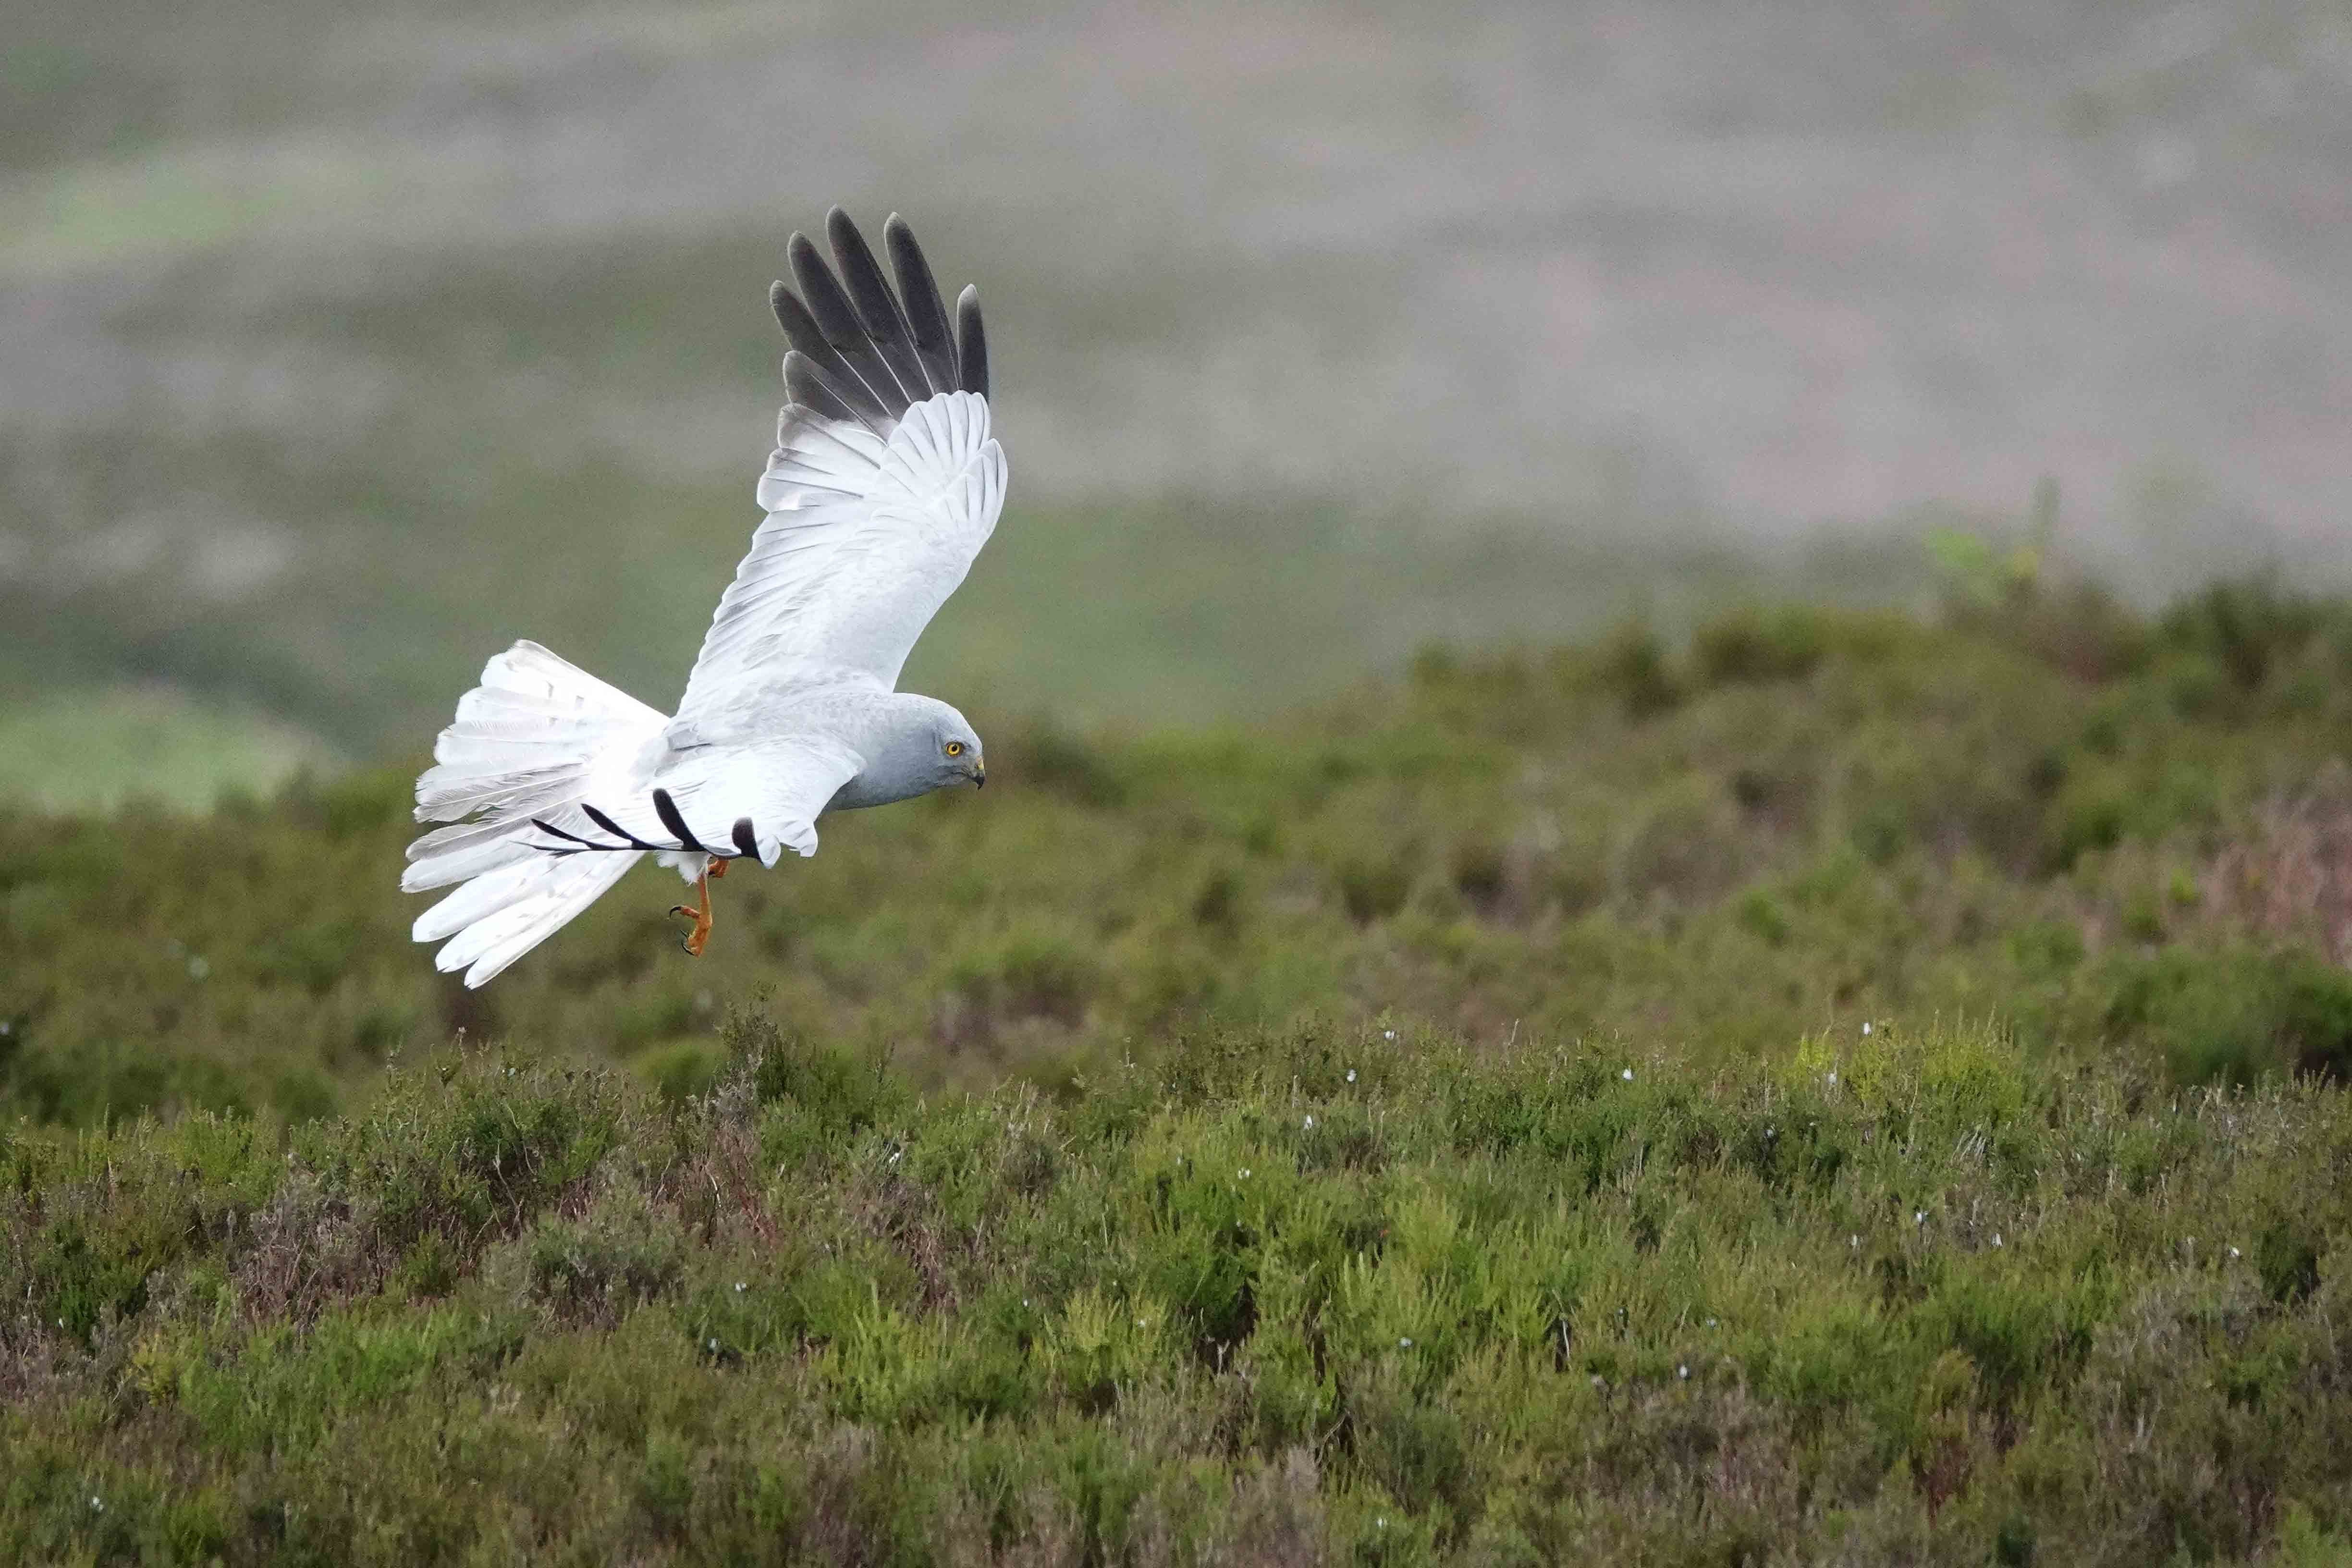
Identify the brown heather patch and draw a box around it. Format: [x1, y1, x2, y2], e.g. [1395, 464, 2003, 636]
[230, 1169, 386, 1326]
[2204, 763, 2352, 965]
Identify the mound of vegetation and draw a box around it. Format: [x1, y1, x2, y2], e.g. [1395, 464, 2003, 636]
[5, 1018, 2351, 1563]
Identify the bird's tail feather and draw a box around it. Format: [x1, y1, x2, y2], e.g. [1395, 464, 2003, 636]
[404, 640, 668, 987]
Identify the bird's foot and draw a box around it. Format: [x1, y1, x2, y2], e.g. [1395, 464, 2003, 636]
[670, 858, 720, 956]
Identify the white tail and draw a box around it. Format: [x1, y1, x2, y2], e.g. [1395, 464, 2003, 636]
[405, 641, 670, 987]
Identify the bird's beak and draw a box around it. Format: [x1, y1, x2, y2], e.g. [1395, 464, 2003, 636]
[972, 762, 986, 789]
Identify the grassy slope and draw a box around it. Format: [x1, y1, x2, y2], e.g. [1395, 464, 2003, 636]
[6, 581, 2352, 1561]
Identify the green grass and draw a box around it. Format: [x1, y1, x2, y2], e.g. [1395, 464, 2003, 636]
[6, 576, 2352, 1560]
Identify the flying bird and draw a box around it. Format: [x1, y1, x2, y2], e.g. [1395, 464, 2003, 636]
[404, 210, 1006, 986]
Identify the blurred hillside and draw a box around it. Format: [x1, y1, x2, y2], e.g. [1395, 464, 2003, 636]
[4, 0, 2351, 796]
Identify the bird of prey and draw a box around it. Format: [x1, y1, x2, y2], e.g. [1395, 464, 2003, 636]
[403, 210, 1005, 986]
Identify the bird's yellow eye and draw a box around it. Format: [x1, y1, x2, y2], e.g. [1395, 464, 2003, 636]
[944, 741, 964, 757]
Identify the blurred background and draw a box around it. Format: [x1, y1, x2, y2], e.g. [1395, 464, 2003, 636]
[5, 0, 2349, 808]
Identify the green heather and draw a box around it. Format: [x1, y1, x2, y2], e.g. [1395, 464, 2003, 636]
[7, 579, 2352, 1561]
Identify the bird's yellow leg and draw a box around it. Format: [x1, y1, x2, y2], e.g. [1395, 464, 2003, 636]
[669, 857, 721, 956]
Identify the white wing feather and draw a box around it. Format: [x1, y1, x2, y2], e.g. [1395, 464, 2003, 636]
[673, 390, 1006, 736]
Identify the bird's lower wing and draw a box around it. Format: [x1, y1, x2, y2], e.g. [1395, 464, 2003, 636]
[559, 735, 865, 869]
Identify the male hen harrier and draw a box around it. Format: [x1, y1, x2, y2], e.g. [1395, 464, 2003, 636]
[404, 210, 1005, 986]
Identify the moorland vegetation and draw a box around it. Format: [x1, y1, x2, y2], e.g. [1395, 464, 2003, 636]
[6, 574, 2352, 1561]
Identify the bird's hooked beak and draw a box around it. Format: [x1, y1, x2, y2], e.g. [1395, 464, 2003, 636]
[972, 760, 986, 789]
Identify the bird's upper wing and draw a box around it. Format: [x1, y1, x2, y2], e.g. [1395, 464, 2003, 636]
[672, 210, 1006, 741]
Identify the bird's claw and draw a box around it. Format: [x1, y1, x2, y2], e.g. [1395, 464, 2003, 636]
[668, 857, 719, 957]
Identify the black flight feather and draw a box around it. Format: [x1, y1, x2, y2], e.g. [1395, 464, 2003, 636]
[828, 208, 933, 400]
[955, 284, 989, 399]
[581, 803, 665, 853]
[771, 211, 988, 420]
[789, 231, 909, 418]
[770, 281, 890, 429]
[650, 788, 710, 856]
[885, 214, 959, 395]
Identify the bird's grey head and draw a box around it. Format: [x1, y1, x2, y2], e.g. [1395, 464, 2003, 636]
[863, 693, 984, 799]
[929, 704, 986, 792]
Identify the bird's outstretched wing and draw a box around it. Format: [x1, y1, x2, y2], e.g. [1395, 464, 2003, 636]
[672, 210, 1007, 744]
[525, 733, 866, 869]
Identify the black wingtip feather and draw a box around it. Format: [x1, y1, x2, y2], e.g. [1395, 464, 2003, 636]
[768, 279, 821, 357]
[772, 278, 891, 429]
[789, 233, 868, 355]
[827, 210, 900, 340]
[581, 804, 664, 853]
[955, 284, 989, 399]
[791, 230, 916, 414]
[732, 818, 758, 859]
[651, 788, 710, 856]
[884, 214, 958, 393]
[830, 208, 936, 399]
[772, 209, 984, 416]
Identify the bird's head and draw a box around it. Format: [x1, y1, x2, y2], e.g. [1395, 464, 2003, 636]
[931, 708, 985, 791]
